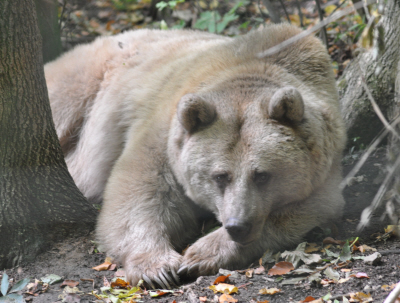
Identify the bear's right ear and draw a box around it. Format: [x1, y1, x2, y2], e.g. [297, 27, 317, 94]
[267, 86, 304, 123]
[177, 94, 217, 133]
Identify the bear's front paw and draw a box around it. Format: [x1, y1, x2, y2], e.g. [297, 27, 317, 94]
[178, 228, 238, 277]
[124, 249, 182, 289]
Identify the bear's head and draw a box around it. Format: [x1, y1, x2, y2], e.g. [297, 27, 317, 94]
[169, 76, 320, 245]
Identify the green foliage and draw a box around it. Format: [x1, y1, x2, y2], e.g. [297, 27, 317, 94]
[0, 272, 30, 303]
[111, 0, 137, 11]
[194, 1, 246, 33]
[156, 0, 185, 11]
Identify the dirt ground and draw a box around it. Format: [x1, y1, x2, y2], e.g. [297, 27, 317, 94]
[2, 148, 399, 303]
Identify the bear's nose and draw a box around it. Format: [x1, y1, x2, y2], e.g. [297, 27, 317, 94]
[225, 218, 252, 243]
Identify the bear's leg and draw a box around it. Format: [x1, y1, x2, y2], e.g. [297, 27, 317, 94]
[179, 171, 345, 276]
[97, 146, 204, 288]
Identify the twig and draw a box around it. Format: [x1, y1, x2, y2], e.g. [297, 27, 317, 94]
[294, 0, 304, 27]
[315, 0, 328, 49]
[237, 282, 253, 289]
[357, 153, 400, 231]
[340, 115, 400, 190]
[257, 0, 377, 58]
[379, 250, 400, 256]
[383, 281, 400, 303]
[277, 0, 291, 23]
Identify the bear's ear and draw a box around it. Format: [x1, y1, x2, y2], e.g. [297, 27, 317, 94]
[177, 94, 216, 132]
[267, 86, 304, 123]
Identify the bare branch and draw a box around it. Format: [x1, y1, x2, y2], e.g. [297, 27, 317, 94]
[257, 0, 377, 58]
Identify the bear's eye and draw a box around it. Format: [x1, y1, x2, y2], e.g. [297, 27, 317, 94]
[213, 173, 231, 190]
[253, 172, 270, 186]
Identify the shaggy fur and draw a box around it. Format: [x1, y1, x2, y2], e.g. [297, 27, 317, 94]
[45, 25, 346, 288]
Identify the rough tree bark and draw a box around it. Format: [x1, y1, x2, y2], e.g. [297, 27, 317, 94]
[34, 0, 62, 64]
[338, 0, 400, 146]
[0, 0, 97, 269]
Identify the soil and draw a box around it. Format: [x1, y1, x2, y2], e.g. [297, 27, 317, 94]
[2, 148, 399, 303]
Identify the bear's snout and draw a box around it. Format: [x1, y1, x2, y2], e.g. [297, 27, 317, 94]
[225, 218, 253, 244]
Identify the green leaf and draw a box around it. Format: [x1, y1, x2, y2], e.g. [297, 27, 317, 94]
[217, 13, 238, 33]
[9, 278, 30, 294]
[156, 1, 168, 11]
[339, 241, 351, 262]
[1, 272, 9, 296]
[40, 274, 62, 285]
[322, 292, 331, 300]
[6, 294, 24, 303]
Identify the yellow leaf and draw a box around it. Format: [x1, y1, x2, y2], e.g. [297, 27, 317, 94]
[324, 5, 337, 15]
[219, 293, 238, 303]
[209, 283, 239, 295]
[258, 288, 281, 295]
[349, 292, 373, 302]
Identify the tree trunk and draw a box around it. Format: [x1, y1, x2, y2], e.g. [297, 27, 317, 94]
[0, 0, 97, 269]
[338, 0, 400, 146]
[34, 0, 63, 64]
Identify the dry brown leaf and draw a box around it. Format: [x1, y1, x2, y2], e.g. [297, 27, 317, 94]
[268, 261, 294, 276]
[341, 269, 351, 272]
[219, 294, 238, 303]
[213, 275, 231, 285]
[254, 265, 266, 275]
[60, 280, 79, 288]
[209, 283, 238, 294]
[322, 237, 345, 246]
[358, 245, 377, 253]
[301, 296, 316, 302]
[350, 272, 369, 279]
[111, 278, 130, 289]
[305, 243, 320, 253]
[92, 261, 112, 271]
[245, 269, 254, 278]
[257, 301, 269, 303]
[258, 287, 281, 295]
[349, 292, 373, 302]
[199, 296, 208, 302]
[320, 279, 335, 285]
[382, 284, 397, 291]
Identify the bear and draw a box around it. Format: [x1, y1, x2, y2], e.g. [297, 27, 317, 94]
[45, 24, 346, 289]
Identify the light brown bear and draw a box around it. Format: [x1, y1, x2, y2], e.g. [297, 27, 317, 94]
[45, 24, 346, 289]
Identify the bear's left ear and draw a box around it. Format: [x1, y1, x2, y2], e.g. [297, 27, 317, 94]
[267, 86, 304, 123]
[177, 93, 217, 133]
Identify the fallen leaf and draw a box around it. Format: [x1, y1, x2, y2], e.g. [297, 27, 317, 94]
[257, 301, 269, 303]
[281, 243, 321, 267]
[245, 269, 254, 278]
[349, 292, 373, 302]
[213, 275, 230, 285]
[209, 283, 238, 294]
[381, 284, 397, 291]
[199, 296, 208, 302]
[341, 269, 351, 272]
[60, 280, 79, 288]
[338, 277, 352, 284]
[258, 287, 281, 295]
[219, 293, 238, 303]
[268, 262, 294, 276]
[350, 272, 369, 279]
[305, 243, 320, 253]
[149, 290, 174, 297]
[321, 278, 335, 285]
[323, 237, 345, 246]
[301, 296, 316, 302]
[92, 261, 112, 271]
[40, 274, 62, 285]
[324, 267, 340, 282]
[254, 265, 266, 275]
[358, 245, 376, 253]
[110, 278, 130, 288]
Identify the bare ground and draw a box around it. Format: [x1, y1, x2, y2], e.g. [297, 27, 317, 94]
[2, 148, 400, 303]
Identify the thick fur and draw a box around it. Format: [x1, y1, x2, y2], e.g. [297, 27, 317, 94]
[45, 25, 346, 287]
